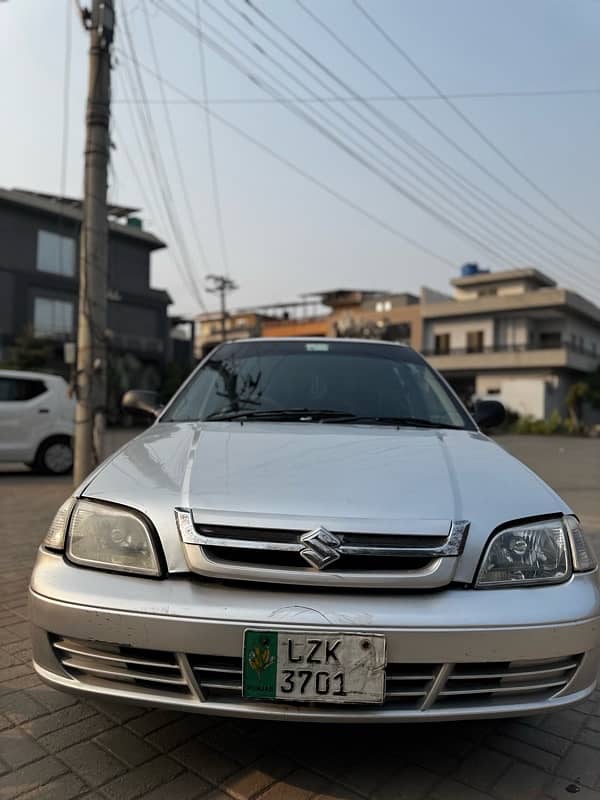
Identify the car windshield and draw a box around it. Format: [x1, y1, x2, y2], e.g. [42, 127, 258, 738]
[163, 340, 474, 430]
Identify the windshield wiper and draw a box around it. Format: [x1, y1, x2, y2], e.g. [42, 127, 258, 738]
[320, 414, 464, 430]
[205, 408, 348, 422]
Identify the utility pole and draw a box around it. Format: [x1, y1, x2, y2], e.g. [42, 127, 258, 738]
[73, 0, 115, 486]
[206, 274, 238, 343]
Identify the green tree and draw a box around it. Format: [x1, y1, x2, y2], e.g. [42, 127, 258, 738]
[566, 382, 590, 430]
[1, 329, 53, 371]
[585, 367, 600, 408]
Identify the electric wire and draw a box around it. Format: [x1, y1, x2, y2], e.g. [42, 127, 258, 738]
[152, 0, 598, 291]
[60, 0, 72, 201]
[295, 0, 600, 269]
[154, 1, 531, 266]
[115, 47, 457, 267]
[160, 0, 600, 296]
[212, 0, 599, 290]
[111, 86, 600, 105]
[211, 0, 600, 284]
[194, 0, 231, 278]
[120, 4, 207, 310]
[353, 0, 600, 251]
[116, 58, 201, 304]
[283, 0, 600, 292]
[141, 0, 211, 276]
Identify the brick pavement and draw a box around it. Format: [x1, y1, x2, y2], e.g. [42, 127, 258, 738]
[0, 433, 599, 799]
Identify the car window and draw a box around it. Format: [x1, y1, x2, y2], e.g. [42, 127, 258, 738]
[163, 341, 472, 429]
[0, 378, 47, 402]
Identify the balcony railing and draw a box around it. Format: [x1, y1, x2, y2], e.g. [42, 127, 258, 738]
[423, 342, 598, 358]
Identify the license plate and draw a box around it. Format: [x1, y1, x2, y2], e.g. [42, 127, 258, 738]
[243, 630, 386, 704]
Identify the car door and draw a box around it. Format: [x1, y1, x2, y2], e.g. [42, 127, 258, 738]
[0, 377, 49, 462]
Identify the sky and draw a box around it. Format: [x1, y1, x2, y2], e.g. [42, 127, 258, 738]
[1, 0, 600, 316]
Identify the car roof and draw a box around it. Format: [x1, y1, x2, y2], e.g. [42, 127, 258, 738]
[222, 337, 412, 348]
[0, 369, 66, 383]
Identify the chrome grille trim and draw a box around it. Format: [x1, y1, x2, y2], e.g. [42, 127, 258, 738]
[186, 653, 582, 708]
[438, 679, 569, 697]
[50, 636, 582, 712]
[175, 508, 469, 589]
[436, 655, 581, 706]
[448, 662, 580, 681]
[178, 512, 468, 557]
[51, 636, 193, 698]
[53, 641, 181, 670]
[188, 654, 243, 699]
[59, 657, 187, 685]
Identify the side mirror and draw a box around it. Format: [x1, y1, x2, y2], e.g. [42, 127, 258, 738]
[473, 399, 506, 430]
[121, 390, 162, 418]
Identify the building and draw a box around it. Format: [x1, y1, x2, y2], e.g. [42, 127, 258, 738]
[421, 266, 600, 417]
[0, 188, 172, 409]
[195, 309, 269, 358]
[195, 289, 422, 354]
[195, 299, 329, 356]
[320, 289, 421, 350]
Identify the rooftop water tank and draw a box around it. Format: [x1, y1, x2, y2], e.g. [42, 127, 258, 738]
[461, 262, 480, 276]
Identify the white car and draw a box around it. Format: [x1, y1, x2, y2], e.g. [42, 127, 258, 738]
[0, 369, 75, 474]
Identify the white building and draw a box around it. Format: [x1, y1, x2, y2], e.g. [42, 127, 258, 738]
[421, 267, 600, 419]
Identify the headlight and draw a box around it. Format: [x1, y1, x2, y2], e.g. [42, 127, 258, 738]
[65, 500, 161, 577]
[476, 518, 571, 587]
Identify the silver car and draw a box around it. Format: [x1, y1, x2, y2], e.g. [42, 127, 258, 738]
[30, 338, 600, 722]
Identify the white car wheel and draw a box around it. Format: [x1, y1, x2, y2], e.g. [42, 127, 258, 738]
[37, 440, 73, 475]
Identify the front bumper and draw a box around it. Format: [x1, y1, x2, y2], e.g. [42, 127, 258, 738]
[30, 549, 600, 722]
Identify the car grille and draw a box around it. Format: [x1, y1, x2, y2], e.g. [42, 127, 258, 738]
[51, 636, 581, 712]
[188, 654, 244, 700]
[187, 653, 582, 709]
[436, 655, 582, 708]
[176, 509, 469, 589]
[51, 636, 192, 699]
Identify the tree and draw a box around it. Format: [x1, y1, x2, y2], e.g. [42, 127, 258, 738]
[1, 329, 53, 371]
[566, 382, 590, 429]
[585, 367, 600, 408]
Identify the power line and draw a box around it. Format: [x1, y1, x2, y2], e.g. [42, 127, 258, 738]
[116, 53, 201, 303]
[118, 0, 597, 291]
[114, 47, 457, 267]
[353, 0, 600, 252]
[60, 0, 73, 199]
[141, 0, 211, 275]
[211, 0, 586, 282]
[114, 66, 170, 230]
[120, 4, 207, 310]
[283, 0, 600, 292]
[111, 118, 150, 215]
[206, 0, 530, 267]
[159, 0, 521, 263]
[196, 0, 600, 295]
[291, 0, 600, 278]
[193, 0, 230, 278]
[111, 86, 600, 105]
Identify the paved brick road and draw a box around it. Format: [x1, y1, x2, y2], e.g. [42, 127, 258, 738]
[0, 433, 599, 800]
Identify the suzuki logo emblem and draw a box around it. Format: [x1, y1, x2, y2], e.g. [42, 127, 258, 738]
[299, 527, 342, 570]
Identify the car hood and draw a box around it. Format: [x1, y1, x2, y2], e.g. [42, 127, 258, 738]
[83, 421, 569, 580]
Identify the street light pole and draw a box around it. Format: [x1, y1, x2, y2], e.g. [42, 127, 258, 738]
[206, 274, 238, 343]
[73, 0, 114, 486]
